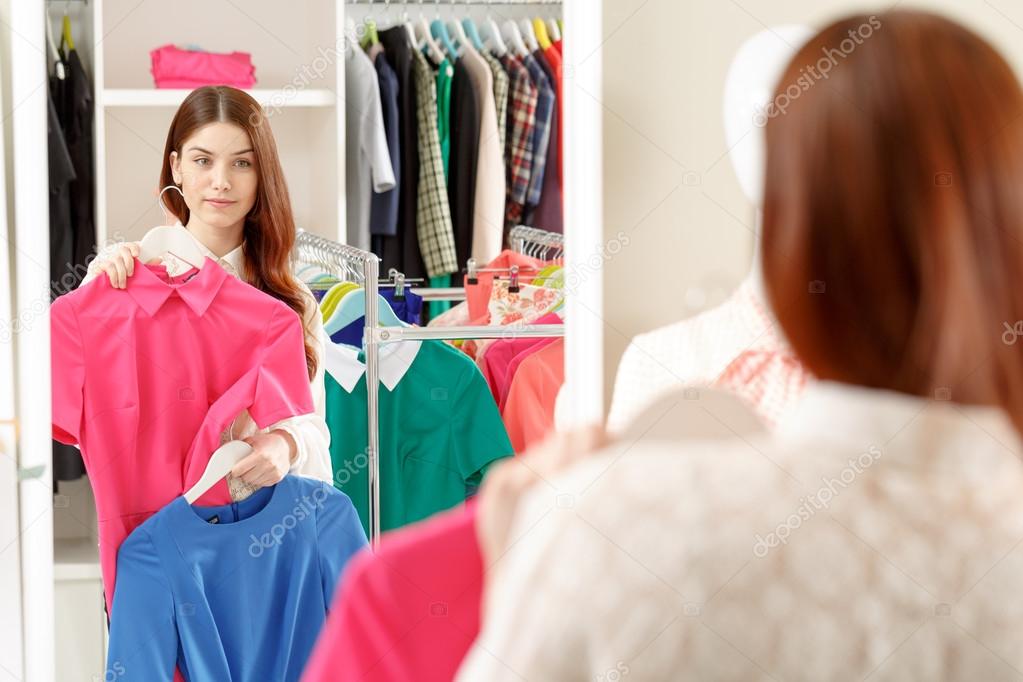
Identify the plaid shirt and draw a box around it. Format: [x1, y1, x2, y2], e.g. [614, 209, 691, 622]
[481, 51, 510, 155]
[412, 52, 458, 277]
[521, 53, 554, 208]
[501, 54, 538, 229]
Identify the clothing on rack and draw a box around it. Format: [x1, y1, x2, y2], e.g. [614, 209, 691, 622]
[521, 52, 555, 211]
[107, 475, 366, 681]
[448, 57, 481, 269]
[413, 50, 459, 278]
[302, 504, 482, 682]
[328, 286, 424, 347]
[369, 51, 401, 242]
[481, 51, 510, 155]
[378, 27, 427, 281]
[502, 54, 538, 229]
[323, 338, 513, 535]
[529, 48, 563, 233]
[345, 39, 396, 251]
[502, 336, 564, 452]
[479, 311, 562, 411]
[462, 47, 506, 264]
[52, 258, 316, 613]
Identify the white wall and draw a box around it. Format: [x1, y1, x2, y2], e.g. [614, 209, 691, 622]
[599, 0, 1023, 408]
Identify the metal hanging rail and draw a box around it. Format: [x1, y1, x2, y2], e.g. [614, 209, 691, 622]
[295, 225, 564, 546]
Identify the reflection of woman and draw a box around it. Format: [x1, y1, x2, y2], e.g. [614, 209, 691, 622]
[82, 86, 332, 495]
[461, 12, 1023, 679]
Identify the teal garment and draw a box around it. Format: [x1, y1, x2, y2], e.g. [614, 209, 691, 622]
[436, 58, 454, 181]
[324, 339, 513, 536]
[429, 274, 453, 316]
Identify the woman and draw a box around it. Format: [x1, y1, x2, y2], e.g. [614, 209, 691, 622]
[83, 86, 332, 496]
[460, 11, 1023, 680]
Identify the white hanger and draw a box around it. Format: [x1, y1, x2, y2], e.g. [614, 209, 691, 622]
[501, 19, 529, 58]
[44, 6, 65, 80]
[416, 0, 446, 64]
[448, 16, 471, 53]
[481, 17, 507, 57]
[547, 17, 561, 42]
[138, 185, 207, 269]
[184, 440, 254, 504]
[519, 18, 539, 52]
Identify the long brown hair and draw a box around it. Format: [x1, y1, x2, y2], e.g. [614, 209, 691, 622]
[762, 11, 1023, 430]
[160, 86, 316, 381]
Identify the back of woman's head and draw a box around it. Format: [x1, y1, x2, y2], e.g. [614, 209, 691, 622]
[762, 10, 1023, 429]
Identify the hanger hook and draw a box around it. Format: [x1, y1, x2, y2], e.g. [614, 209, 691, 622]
[157, 184, 184, 225]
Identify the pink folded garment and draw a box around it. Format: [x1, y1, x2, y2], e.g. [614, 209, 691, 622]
[150, 44, 256, 89]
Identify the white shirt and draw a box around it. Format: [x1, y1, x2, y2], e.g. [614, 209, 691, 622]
[459, 382, 1023, 680]
[81, 228, 334, 489]
[608, 276, 809, 432]
[345, 42, 396, 251]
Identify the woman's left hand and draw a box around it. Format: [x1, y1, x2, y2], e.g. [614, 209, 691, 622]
[230, 430, 297, 488]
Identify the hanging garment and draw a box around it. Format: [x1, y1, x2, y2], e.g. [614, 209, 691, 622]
[465, 250, 548, 321]
[323, 339, 512, 535]
[51, 258, 315, 613]
[480, 51, 510, 155]
[607, 277, 811, 432]
[369, 51, 401, 244]
[59, 48, 97, 292]
[149, 44, 256, 89]
[107, 476, 366, 681]
[302, 505, 482, 682]
[462, 48, 505, 264]
[552, 38, 563, 55]
[520, 53, 554, 213]
[345, 43, 396, 251]
[500, 54, 538, 230]
[478, 311, 562, 408]
[328, 286, 424, 348]
[528, 49, 563, 234]
[540, 45, 563, 186]
[48, 87, 87, 487]
[82, 224, 334, 491]
[502, 337, 563, 452]
[413, 51, 458, 279]
[448, 57, 482, 269]
[378, 28, 427, 280]
[437, 58, 455, 179]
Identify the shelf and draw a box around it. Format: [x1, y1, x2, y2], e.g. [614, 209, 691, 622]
[102, 88, 338, 108]
[54, 537, 101, 582]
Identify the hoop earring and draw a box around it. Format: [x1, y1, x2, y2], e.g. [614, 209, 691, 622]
[157, 184, 185, 225]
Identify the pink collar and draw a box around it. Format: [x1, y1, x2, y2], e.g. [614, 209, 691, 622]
[125, 256, 229, 317]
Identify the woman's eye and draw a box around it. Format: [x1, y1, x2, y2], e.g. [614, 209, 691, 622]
[235, 159, 252, 168]
[194, 158, 209, 167]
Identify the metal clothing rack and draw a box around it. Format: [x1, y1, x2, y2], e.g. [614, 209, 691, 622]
[295, 226, 564, 546]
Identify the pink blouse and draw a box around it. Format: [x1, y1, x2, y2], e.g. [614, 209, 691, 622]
[302, 505, 482, 682]
[51, 258, 314, 612]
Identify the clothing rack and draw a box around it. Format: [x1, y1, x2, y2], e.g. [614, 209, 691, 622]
[295, 226, 564, 546]
[293, 230, 384, 546]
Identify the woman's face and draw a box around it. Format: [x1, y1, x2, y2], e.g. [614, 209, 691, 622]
[169, 122, 258, 232]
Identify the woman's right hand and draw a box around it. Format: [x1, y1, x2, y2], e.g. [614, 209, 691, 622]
[94, 242, 141, 289]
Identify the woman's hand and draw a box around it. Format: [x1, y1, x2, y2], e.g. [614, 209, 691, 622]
[230, 430, 297, 488]
[476, 426, 610, 572]
[95, 242, 142, 289]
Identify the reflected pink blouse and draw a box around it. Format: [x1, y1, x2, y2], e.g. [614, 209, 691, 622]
[51, 258, 314, 612]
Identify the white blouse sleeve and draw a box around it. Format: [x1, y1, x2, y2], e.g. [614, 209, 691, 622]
[274, 283, 333, 485]
[79, 241, 135, 288]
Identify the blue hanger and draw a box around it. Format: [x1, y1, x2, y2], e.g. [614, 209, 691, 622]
[431, 19, 457, 58]
[463, 18, 484, 51]
[324, 287, 406, 339]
